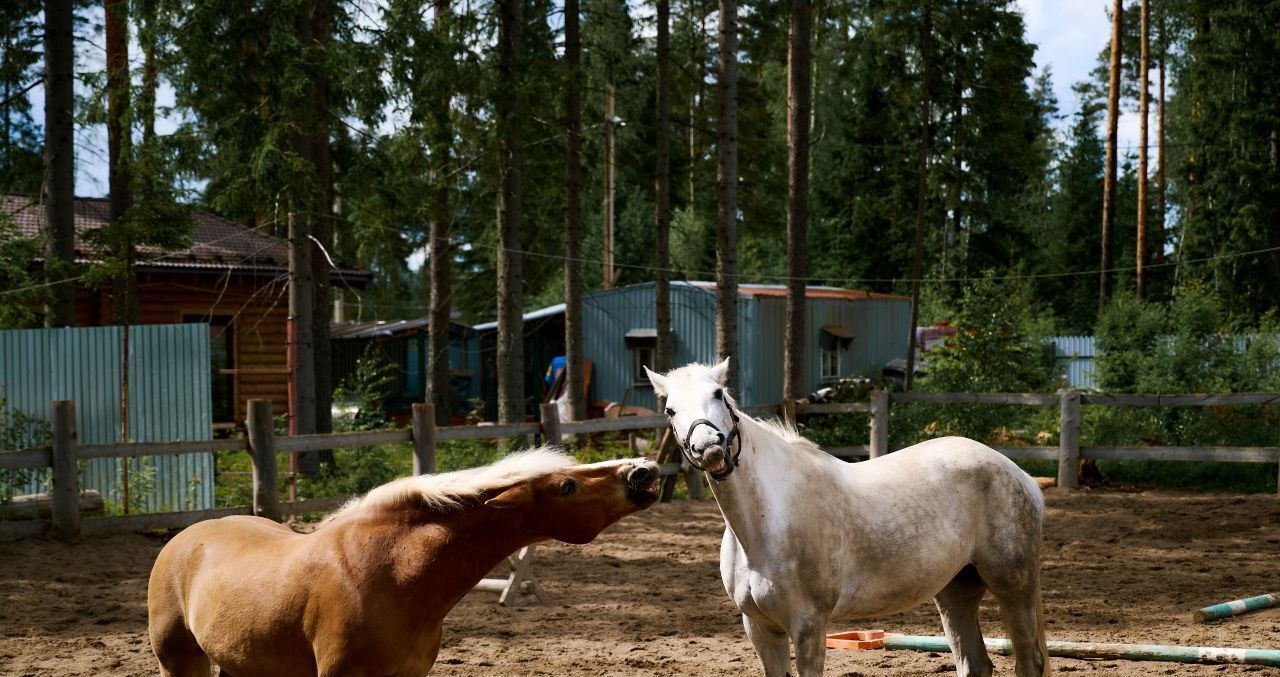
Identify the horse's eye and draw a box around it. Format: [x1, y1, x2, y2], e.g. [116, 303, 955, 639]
[713, 389, 723, 400]
[664, 407, 675, 417]
[560, 478, 577, 496]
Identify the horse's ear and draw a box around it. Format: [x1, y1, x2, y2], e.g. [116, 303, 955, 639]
[709, 357, 732, 386]
[643, 366, 668, 398]
[484, 483, 534, 510]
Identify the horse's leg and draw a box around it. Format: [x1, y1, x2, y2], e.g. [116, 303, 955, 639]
[152, 631, 213, 677]
[934, 565, 994, 677]
[979, 561, 1050, 677]
[789, 615, 828, 677]
[743, 613, 791, 677]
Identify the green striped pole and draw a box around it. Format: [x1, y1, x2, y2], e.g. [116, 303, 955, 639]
[882, 635, 1280, 668]
[1193, 593, 1280, 623]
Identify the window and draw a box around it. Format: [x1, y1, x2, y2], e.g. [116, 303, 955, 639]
[633, 345, 655, 385]
[186, 315, 235, 423]
[820, 325, 854, 381]
[624, 328, 658, 386]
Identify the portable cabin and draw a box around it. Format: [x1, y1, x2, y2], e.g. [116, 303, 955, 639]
[472, 281, 911, 417]
[330, 318, 481, 424]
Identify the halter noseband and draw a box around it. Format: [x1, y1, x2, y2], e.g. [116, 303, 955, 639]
[675, 402, 742, 482]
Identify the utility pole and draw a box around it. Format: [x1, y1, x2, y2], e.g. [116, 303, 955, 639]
[288, 212, 316, 478]
[603, 84, 616, 289]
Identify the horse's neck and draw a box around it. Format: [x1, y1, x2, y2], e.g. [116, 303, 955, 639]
[710, 420, 797, 555]
[377, 505, 541, 612]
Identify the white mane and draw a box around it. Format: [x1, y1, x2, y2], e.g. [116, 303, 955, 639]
[334, 446, 575, 516]
[741, 414, 825, 456]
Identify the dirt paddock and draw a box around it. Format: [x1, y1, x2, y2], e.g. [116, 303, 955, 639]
[1, 489, 1277, 676]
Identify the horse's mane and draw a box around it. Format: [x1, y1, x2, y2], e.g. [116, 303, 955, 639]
[332, 447, 575, 517]
[738, 412, 827, 457]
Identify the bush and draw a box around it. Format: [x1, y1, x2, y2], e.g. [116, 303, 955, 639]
[894, 274, 1059, 447]
[1089, 282, 1280, 491]
[0, 396, 51, 503]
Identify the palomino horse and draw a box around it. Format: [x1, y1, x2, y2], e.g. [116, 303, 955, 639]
[148, 448, 660, 677]
[645, 360, 1050, 677]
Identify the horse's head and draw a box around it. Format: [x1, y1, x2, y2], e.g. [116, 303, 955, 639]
[484, 457, 660, 544]
[643, 358, 740, 480]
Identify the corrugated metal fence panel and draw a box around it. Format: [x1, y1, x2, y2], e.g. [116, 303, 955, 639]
[0, 324, 212, 511]
[1051, 335, 1097, 390]
[127, 324, 214, 511]
[1, 326, 124, 497]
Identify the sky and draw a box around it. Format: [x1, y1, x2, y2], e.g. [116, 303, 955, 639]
[56, 1, 1147, 200]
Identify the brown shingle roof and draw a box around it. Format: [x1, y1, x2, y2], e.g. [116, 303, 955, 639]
[2, 194, 368, 281]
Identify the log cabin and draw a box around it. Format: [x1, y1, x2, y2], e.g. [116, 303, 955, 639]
[2, 195, 370, 425]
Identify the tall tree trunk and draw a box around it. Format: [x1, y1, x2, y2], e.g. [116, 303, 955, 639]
[563, 0, 585, 421]
[107, 0, 135, 325]
[428, 0, 454, 426]
[1100, 0, 1123, 309]
[1155, 32, 1166, 265]
[782, 0, 810, 403]
[905, 0, 932, 392]
[139, 0, 157, 146]
[715, 0, 739, 395]
[496, 0, 525, 424]
[1136, 0, 1150, 298]
[308, 0, 334, 439]
[655, 0, 672, 376]
[43, 0, 76, 328]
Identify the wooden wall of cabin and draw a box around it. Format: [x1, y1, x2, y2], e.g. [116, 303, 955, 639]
[75, 271, 291, 424]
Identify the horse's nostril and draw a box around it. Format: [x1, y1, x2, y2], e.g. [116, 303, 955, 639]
[628, 465, 657, 488]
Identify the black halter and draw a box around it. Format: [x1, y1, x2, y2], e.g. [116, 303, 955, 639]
[675, 402, 742, 482]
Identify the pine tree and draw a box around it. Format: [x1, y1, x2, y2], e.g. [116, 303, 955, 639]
[783, 0, 810, 402]
[42, 0, 75, 327]
[495, 0, 525, 424]
[0, 0, 42, 194]
[715, 0, 740, 394]
[1100, 0, 1123, 308]
[564, 0, 586, 419]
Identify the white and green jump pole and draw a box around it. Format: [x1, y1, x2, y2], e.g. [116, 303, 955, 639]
[881, 635, 1280, 668]
[1193, 592, 1280, 623]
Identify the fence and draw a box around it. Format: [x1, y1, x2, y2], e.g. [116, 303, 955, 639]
[0, 324, 214, 511]
[2, 391, 1277, 540]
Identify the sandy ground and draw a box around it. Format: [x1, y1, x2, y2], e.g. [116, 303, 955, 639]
[0, 489, 1278, 676]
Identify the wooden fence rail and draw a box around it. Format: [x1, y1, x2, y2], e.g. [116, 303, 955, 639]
[3, 390, 1277, 540]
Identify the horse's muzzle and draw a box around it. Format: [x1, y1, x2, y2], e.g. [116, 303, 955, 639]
[625, 461, 661, 507]
[696, 446, 729, 477]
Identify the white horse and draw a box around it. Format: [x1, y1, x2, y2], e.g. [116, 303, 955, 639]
[645, 360, 1050, 677]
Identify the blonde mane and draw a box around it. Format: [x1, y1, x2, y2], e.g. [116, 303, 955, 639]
[333, 447, 575, 517]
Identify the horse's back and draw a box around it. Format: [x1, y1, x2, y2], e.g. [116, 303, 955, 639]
[856, 436, 1042, 509]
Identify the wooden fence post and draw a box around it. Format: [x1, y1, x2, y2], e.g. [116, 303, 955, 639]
[1058, 391, 1081, 490]
[869, 389, 889, 458]
[540, 402, 562, 447]
[779, 400, 798, 427]
[50, 400, 80, 539]
[247, 399, 280, 521]
[412, 403, 437, 475]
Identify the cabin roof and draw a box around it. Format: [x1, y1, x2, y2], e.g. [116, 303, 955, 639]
[1, 194, 369, 281]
